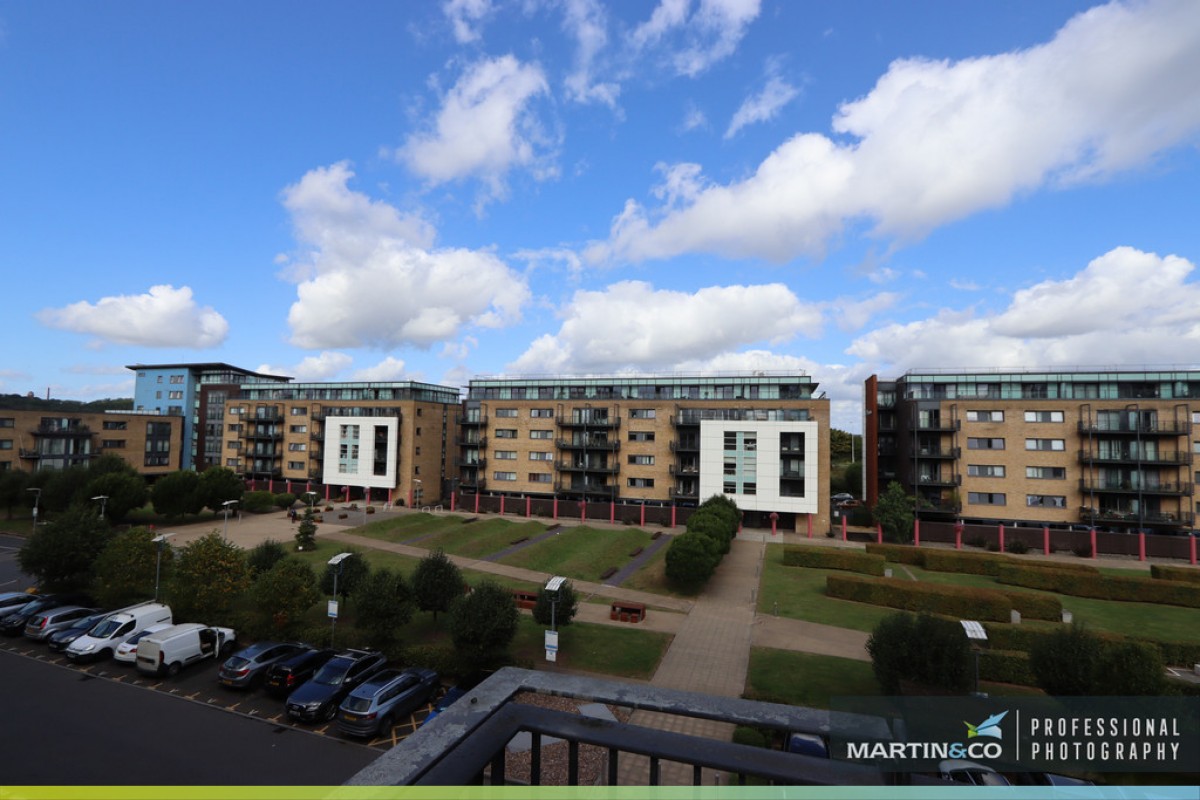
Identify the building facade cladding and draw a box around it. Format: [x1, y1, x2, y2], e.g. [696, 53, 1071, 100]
[0, 408, 184, 476]
[460, 374, 831, 531]
[866, 369, 1200, 533]
[218, 381, 460, 504]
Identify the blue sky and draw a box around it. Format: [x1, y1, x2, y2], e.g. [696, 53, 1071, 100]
[2, 0, 1198, 431]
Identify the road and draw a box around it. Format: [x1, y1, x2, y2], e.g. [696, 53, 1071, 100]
[0, 648, 380, 785]
[0, 532, 37, 593]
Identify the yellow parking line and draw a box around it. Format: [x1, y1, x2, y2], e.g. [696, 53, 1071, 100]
[227, 702, 240, 712]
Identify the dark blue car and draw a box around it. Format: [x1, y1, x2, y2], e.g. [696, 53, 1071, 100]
[284, 649, 386, 723]
[336, 667, 439, 738]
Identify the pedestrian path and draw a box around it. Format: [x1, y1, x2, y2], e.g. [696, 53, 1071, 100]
[603, 531, 671, 587]
[482, 525, 563, 562]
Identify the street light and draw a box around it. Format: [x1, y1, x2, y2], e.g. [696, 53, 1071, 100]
[91, 495, 109, 520]
[304, 491, 318, 512]
[544, 576, 566, 664]
[327, 552, 353, 647]
[221, 499, 238, 542]
[151, 533, 176, 602]
[26, 487, 40, 534]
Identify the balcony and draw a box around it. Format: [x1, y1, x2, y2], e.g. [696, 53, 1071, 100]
[780, 469, 805, 480]
[245, 427, 283, 440]
[1078, 449, 1193, 466]
[556, 438, 620, 452]
[35, 422, 91, 436]
[1079, 508, 1194, 527]
[670, 486, 699, 500]
[556, 415, 620, 430]
[915, 474, 961, 487]
[455, 457, 487, 470]
[915, 446, 960, 459]
[913, 418, 960, 432]
[459, 476, 487, 492]
[1079, 479, 1193, 496]
[1078, 421, 1191, 436]
[455, 436, 488, 448]
[555, 462, 619, 474]
[555, 482, 617, 498]
[456, 414, 488, 426]
[251, 410, 284, 423]
[670, 440, 699, 453]
[669, 464, 699, 476]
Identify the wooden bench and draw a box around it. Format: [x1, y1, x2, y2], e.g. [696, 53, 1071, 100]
[609, 601, 647, 623]
[512, 590, 539, 610]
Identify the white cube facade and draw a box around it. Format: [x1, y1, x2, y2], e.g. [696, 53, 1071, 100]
[698, 420, 819, 514]
[321, 415, 400, 489]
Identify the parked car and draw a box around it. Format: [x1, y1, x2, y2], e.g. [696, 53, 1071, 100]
[47, 611, 112, 653]
[1, 593, 91, 637]
[0, 591, 37, 617]
[285, 649, 387, 723]
[938, 759, 1010, 786]
[786, 732, 830, 759]
[217, 641, 307, 689]
[135, 622, 236, 677]
[263, 646, 336, 699]
[420, 686, 466, 728]
[66, 602, 172, 663]
[113, 623, 174, 664]
[337, 667, 439, 738]
[22, 605, 98, 642]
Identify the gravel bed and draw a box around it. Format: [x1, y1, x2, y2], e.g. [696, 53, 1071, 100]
[499, 691, 632, 786]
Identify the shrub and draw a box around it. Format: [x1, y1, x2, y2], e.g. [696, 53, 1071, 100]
[1151, 564, 1200, 584]
[1029, 623, 1103, 696]
[867, 612, 971, 694]
[448, 580, 520, 667]
[864, 543, 925, 565]
[241, 490, 276, 513]
[1095, 641, 1166, 696]
[996, 564, 1200, 607]
[1072, 543, 1093, 558]
[664, 532, 720, 592]
[732, 726, 769, 749]
[826, 574, 1012, 621]
[294, 507, 317, 551]
[1005, 539, 1029, 554]
[998, 590, 1061, 621]
[273, 493, 296, 510]
[247, 539, 288, 579]
[413, 549, 464, 621]
[978, 649, 1036, 686]
[782, 546, 886, 576]
[532, 579, 579, 627]
[922, 549, 1011, 576]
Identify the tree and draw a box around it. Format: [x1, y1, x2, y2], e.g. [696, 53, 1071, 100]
[872, 481, 915, 544]
[196, 467, 244, 513]
[664, 532, 720, 593]
[40, 466, 90, 513]
[867, 612, 971, 694]
[251, 558, 321, 636]
[92, 526, 165, 608]
[0, 469, 30, 520]
[295, 506, 317, 551]
[18, 505, 113, 591]
[698, 494, 740, 533]
[151, 470, 204, 518]
[320, 551, 370, 606]
[83, 471, 148, 523]
[1094, 641, 1166, 696]
[412, 549, 464, 621]
[687, 509, 734, 554]
[448, 579, 519, 666]
[169, 532, 249, 624]
[355, 568, 416, 650]
[532, 579, 579, 627]
[866, 613, 917, 694]
[1029, 622, 1103, 696]
[247, 539, 288, 579]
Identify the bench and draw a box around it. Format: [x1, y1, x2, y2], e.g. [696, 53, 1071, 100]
[610, 601, 647, 623]
[512, 590, 539, 610]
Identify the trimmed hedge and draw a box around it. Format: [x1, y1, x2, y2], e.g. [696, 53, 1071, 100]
[998, 590, 1061, 621]
[864, 543, 925, 565]
[996, 564, 1200, 608]
[978, 648, 1037, 687]
[782, 546, 886, 576]
[1151, 564, 1200, 585]
[922, 549, 1013, 576]
[826, 574, 1012, 622]
[983, 621, 1200, 668]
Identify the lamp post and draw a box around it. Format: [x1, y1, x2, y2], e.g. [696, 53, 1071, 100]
[151, 533, 176, 602]
[304, 491, 317, 512]
[26, 487, 40, 534]
[221, 499, 238, 543]
[91, 494, 109, 520]
[327, 552, 353, 648]
[544, 576, 565, 663]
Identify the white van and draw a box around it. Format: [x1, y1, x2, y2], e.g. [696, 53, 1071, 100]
[65, 602, 173, 663]
[136, 623, 236, 678]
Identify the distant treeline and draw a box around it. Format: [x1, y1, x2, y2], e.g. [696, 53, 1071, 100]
[0, 393, 132, 412]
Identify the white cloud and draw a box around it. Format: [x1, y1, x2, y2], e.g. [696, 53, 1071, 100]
[443, 0, 494, 43]
[847, 247, 1200, 373]
[282, 164, 531, 350]
[36, 285, 229, 348]
[679, 102, 708, 133]
[257, 352, 353, 381]
[949, 278, 982, 291]
[353, 356, 411, 382]
[725, 72, 800, 139]
[508, 280, 823, 373]
[630, 0, 762, 77]
[562, 0, 620, 107]
[834, 292, 902, 332]
[594, 0, 1200, 264]
[398, 55, 552, 203]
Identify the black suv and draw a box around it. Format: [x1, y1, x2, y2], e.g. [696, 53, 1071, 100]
[284, 649, 386, 722]
[263, 646, 336, 698]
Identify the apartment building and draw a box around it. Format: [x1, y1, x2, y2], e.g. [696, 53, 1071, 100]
[0, 408, 184, 477]
[458, 373, 830, 531]
[865, 369, 1200, 533]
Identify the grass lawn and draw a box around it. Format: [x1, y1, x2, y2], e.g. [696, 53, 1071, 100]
[619, 540, 697, 599]
[511, 615, 671, 680]
[498, 526, 655, 583]
[351, 512, 467, 543]
[756, 544, 896, 633]
[418, 518, 549, 560]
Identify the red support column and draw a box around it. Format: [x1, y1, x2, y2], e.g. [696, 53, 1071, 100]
[450, 492, 456, 512]
[955, 521, 963, 550]
[841, 514, 847, 541]
[1043, 526, 1051, 556]
[914, 518, 920, 547]
[807, 514, 812, 539]
[581, 501, 587, 524]
[1190, 533, 1197, 566]
[1090, 527, 1098, 559]
[387, 488, 393, 507]
[876, 523, 883, 544]
[474, 492, 480, 514]
[526, 496, 532, 518]
[771, 515, 777, 536]
[286, 480, 292, 494]
[408, 488, 414, 507]
[324, 484, 330, 501]
[610, 501, 615, 524]
[269, 479, 274, 493]
[1138, 531, 1146, 562]
[500, 495, 505, 515]
[671, 505, 677, 528]
[998, 523, 1005, 554]
[640, 504, 645, 527]
[553, 498, 558, 520]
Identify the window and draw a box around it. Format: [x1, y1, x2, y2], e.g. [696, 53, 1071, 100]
[1025, 410, 1064, 423]
[288, 443, 307, 451]
[495, 408, 518, 418]
[530, 430, 553, 439]
[415, 427, 421, 436]
[168, 391, 183, 400]
[968, 492, 1006, 506]
[629, 431, 655, 442]
[628, 454, 654, 465]
[493, 471, 516, 481]
[629, 409, 656, 419]
[0, 418, 12, 428]
[495, 450, 517, 460]
[290, 424, 307, 434]
[100, 440, 124, 449]
[967, 464, 1005, 478]
[529, 451, 553, 461]
[288, 461, 305, 470]
[496, 429, 517, 439]
[529, 473, 553, 483]
[966, 410, 1004, 422]
[169, 374, 184, 384]
[743, 482, 756, 495]
[228, 423, 242, 433]
[226, 458, 241, 468]
[227, 441, 241, 450]
[0, 440, 12, 450]
[102, 420, 127, 430]
[530, 408, 554, 418]
[1026, 494, 1066, 507]
[156, 375, 163, 383]
[1026, 438, 1065, 451]
[967, 437, 1005, 450]
[291, 407, 308, 416]
[627, 477, 655, 488]
[1026, 466, 1066, 480]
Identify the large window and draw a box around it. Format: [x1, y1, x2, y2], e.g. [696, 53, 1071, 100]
[530, 408, 554, 418]
[968, 492, 1006, 505]
[967, 464, 1005, 478]
[966, 410, 1004, 422]
[492, 471, 516, 481]
[967, 437, 1005, 450]
[628, 454, 654, 465]
[1026, 494, 1066, 507]
[529, 451, 553, 461]
[629, 409, 656, 419]
[1026, 438, 1065, 451]
[530, 430, 554, 439]
[495, 408, 518, 418]
[529, 473, 552, 483]
[495, 429, 517, 439]
[1026, 466, 1066, 480]
[629, 431, 655, 442]
[495, 450, 517, 460]
[1025, 410, 1064, 423]
[627, 477, 655, 488]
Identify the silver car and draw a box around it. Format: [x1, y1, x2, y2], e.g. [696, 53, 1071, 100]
[24, 605, 99, 642]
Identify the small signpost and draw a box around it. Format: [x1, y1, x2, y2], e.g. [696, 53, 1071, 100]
[545, 629, 558, 663]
